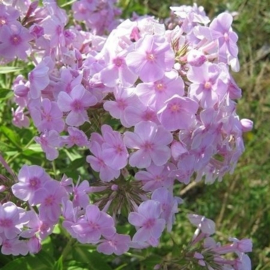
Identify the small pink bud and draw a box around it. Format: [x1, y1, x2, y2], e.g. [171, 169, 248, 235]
[0, 185, 6, 192]
[111, 184, 118, 191]
[28, 236, 41, 254]
[154, 264, 161, 270]
[187, 49, 207, 67]
[240, 119, 253, 132]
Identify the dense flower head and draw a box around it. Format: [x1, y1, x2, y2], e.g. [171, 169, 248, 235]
[0, 0, 253, 259]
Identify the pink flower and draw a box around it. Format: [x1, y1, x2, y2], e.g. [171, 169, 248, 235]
[30, 98, 64, 133]
[72, 205, 115, 244]
[12, 165, 51, 205]
[34, 180, 68, 224]
[128, 200, 165, 246]
[35, 130, 61, 161]
[188, 214, 215, 235]
[97, 233, 131, 255]
[1, 236, 28, 256]
[57, 84, 98, 126]
[0, 24, 32, 62]
[0, 202, 22, 239]
[126, 35, 174, 82]
[124, 121, 173, 168]
[157, 95, 198, 131]
[87, 140, 120, 182]
[63, 127, 89, 148]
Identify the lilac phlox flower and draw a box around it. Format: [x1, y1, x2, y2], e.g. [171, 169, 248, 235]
[100, 47, 137, 87]
[100, 125, 129, 170]
[0, 24, 32, 62]
[97, 233, 131, 255]
[27, 235, 41, 254]
[234, 253, 251, 270]
[124, 121, 173, 168]
[72, 204, 116, 244]
[57, 84, 98, 126]
[34, 180, 68, 224]
[12, 106, 30, 128]
[135, 70, 184, 110]
[0, 4, 20, 28]
[157, 95, 198, 131]
[187, 49, 207, 67]
[12, 165, 51, 205]
[187, 62, 227, 108]
[210, 12, 238, 58]
[135, 163, 175, 191]
[103, 86, 142, 128]
[28, 57, 53, 99]
[124, 105, 160, 128]
[128, 200, 165, 247]
[188, 214, 215, 235]
[63, 127, 89, 148]
[30, 98, 64, 133]
[0, 202, 24, 239]
[1, 236, 28, 256]
[126, 34, 175, 82]
[87, 140, 120, 182]
[72, 179, 90, 208]
[19, 210, 53, 240]
[152, 188, 182, 231]
[229, 238, 252, 253]
[35, 130, 61, 161]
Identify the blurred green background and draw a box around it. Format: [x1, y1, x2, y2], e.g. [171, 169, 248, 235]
[0, 0, 269, 269]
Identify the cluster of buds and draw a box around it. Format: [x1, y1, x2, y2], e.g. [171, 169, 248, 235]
[156, 215, 252, 270]
[0, 0, 252, 265]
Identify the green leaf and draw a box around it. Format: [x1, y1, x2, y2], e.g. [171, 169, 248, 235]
[0, 126, 21, 148]
[73, 247, 112, 270]
[0, 89, 13, 100]
[53, 255, 63, 270]
[0, 66, 22, 74]
[0, 256, 51, 270]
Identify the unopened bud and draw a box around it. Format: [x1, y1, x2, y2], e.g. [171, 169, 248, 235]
[240, 119, 253, 132]
[0, 185, 6, 192]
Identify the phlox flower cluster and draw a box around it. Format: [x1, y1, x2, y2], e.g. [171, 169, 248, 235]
[0, 0, 253, 263]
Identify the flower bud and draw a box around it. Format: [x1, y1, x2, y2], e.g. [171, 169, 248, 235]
[187, 49, 207, 67]
[240, 119, 253, 132]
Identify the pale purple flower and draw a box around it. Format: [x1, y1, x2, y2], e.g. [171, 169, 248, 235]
[210, 12, 238, 58]
[135, 163, 175, 191]
[157, 95, 198, 131]
[97, 233, 131, 255]
[135, 70, 184, 110]
[187, 62, 228, 108]
[57, 84, 98, 126]
[12, 106, 30, 128]
[12, 165, 51, 205]
[103, 86, 142, 128]
[152, 188, 181, 231]
[63, 127, 89, 148]
[101, 125, 129, 170]
[87, 141, 120, 182]
[30, 98, 64, 133]
[34, 180, 68, 224]
[28, 57, 53, 99]
[0, 24, 32, 62]
[100, 48, 137, 87]
[72, 179, 90, 208]
[0, 202, 22, 239]
[126, 35, 175, 82]
[128, 200, 165, 246]
[124, 121, 173, 168]
[72, 204, 116, 244]
[27, 236, 41, 254]
[35, 130, 61, 161]
[1, 236, 28, 256]
[188, 214, 215, 235]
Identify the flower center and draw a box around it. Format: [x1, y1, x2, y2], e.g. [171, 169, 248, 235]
[146, 52, 156, 62]
[169, 103, 180, 113]
[204, 81, 212, 90]
[155, 81, 165, 92]
[144, 218, 155, 229]
[143, 141, 154, 151]
[29, 177, 41, 190]
[71, 99, 83, 112]
[0, 17, 7, 26]
[113, 57, 124, 68]
[10, 34, 22, 46]
[44, 195, 55, 206]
